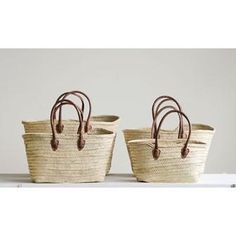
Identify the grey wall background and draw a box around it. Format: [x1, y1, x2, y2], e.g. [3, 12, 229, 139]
[0, 49, 235, 173]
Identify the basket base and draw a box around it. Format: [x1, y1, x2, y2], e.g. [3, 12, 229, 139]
[136, 176, 200, 183]
[31, 176, 106, 183]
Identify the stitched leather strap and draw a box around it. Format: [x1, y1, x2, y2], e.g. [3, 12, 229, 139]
[152, 96, 184, 138]
[54, 90, 92, 133]
[50, 99, 85, 151]
[151, 109, 191, 160]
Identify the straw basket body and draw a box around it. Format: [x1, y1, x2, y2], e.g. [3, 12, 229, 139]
[22, 115, 120, 174]
[123, 124, 215, 176]
[127, 139, 208, 183]
[23, 129, 115, 183]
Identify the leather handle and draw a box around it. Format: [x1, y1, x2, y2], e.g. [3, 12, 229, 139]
[152, 96, 184, 138]
[151, 105, 182, 139]
[151, 109, 191, 160]
[52, 98, 84, 134]
[50, 99, 85, 151]
[54, 91, 92, 133]
[53, 93, 85, 133]
[51, 99, 84, 135]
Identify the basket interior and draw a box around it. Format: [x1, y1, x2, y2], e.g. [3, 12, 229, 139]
[90, 115, 119, 123]
[22, 115, 120, 125]
[192, 124, 214, 131]
[88, 128, 113, 135]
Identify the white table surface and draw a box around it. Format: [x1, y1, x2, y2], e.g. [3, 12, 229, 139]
[0, 174, 236, 187]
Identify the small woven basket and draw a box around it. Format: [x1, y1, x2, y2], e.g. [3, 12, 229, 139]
[22, 91, 120, 174]
[126, 110, 212, 183]
[123, 96, 215, 174]
[22, 99, 115, 183]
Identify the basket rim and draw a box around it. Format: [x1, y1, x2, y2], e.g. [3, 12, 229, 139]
[127, 138, 207, 146]
[22, 128, 115, 138]
[22, 115, 120, 124]
[123, 123, 215, 133]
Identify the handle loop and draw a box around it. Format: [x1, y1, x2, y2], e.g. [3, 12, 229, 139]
[50, 99, 85, 151]
[52, 98, 84, 134]
[151, 105, 182, 139]
[54, 91, 92, 133]
[53, 93, 85, 133]
[151, 110, 191, 160]
[152, 96, 184, 138]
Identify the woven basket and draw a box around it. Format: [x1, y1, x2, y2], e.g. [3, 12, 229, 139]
[124, 95, 215, 159]
[23, 90, 120, 174]
[22, 116, 119, 175]
[23, 129, 115, 183]
[22, 100, 115, 183]
[126, 110, 212, 183]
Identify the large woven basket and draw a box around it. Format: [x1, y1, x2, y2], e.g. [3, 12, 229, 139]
[23, 129, 115, 183]
[22, 90, 120, 174]
[22, 116, 119, 175]
[22, 100, 115, 183]
[126, 110, 212, 183]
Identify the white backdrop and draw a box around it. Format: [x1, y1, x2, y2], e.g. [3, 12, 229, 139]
[0, 49, 235, 173]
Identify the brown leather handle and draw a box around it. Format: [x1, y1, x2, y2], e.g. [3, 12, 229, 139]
[51, 98, 84, 135]
[151, 105, 182, 139]
[151, 109, 191, 160]
[52, 98, 84, 134]
[53, 92, 85, 126]
[152, 96, 184, 138]
[54, 91, 92, 133]
[50, 99, 85, 151]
